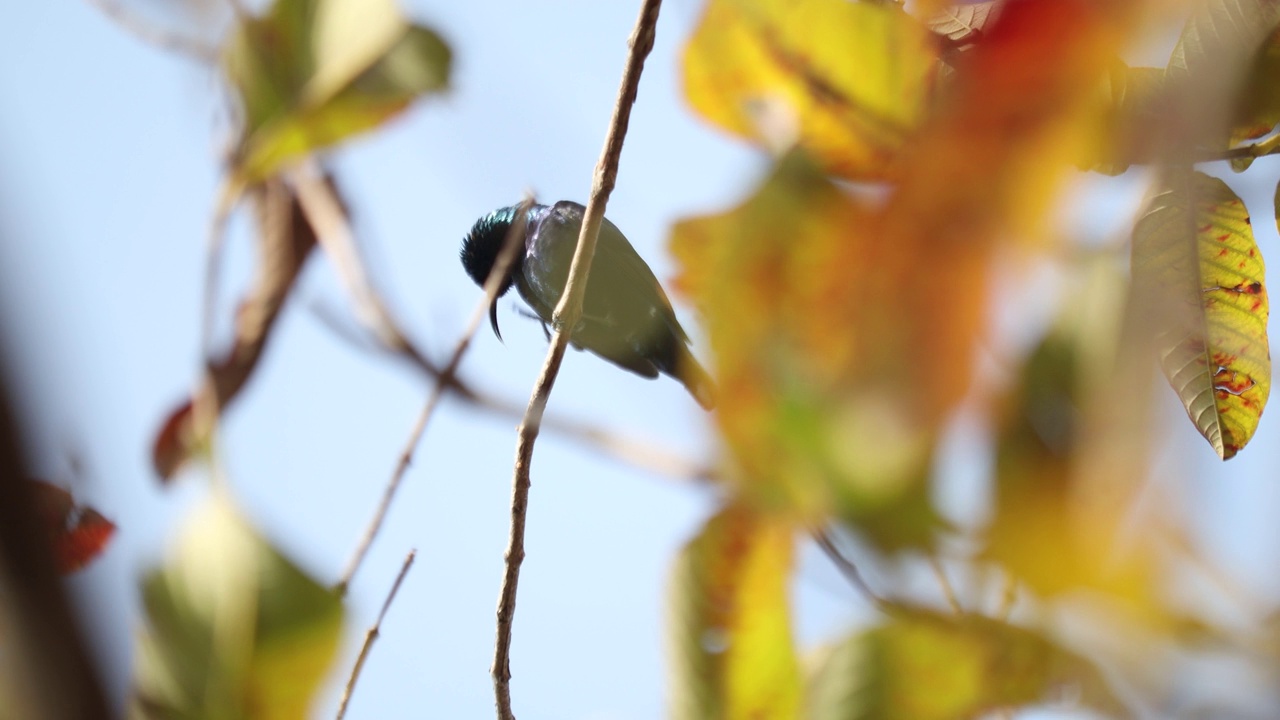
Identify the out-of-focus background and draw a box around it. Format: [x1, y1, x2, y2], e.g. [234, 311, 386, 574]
[4, 0, 1280, 718]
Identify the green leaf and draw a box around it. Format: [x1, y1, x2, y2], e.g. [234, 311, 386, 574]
[669, 504, 800, 720]
[223, 0, 451, 182]
[805, 608, 1125, 720]
[1132, 170, 1270, 459]
[129, 497, 345, 719]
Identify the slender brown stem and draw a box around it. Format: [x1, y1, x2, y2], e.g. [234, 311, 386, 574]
[335, 550, 416, 720]
[334, 198, 534, 596]
[491, 2, 663, 717]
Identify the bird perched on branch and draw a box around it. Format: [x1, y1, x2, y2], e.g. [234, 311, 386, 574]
[460, 200, 716, 410]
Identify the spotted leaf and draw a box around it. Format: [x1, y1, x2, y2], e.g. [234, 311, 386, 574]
[1132, 170, 1270, 459]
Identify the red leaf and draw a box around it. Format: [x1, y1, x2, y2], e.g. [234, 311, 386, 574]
[27, 479, 117, 574]
[153, 401, 195, 480]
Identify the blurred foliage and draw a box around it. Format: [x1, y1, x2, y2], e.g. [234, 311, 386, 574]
[223, 0, 450, 183]
[804, 607, 1124, 720]
[128, 498, 344, 719]
[26, 479, 116, 575]
[669, 0, 1280, 717]
[670, 504, 800, 720]
[65, 0, 1280, 716]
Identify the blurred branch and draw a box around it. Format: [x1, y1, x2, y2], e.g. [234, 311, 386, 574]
[202, 178, 244, 360]
[813, 528, 888, 611]
[335, 197, 534, 596]
[290, 160, 451, 385]
[929, 556, 964, 615]
[335, 549, 416, 720]
[995, 572, 1018, 620]
[84, 0, 219, 61]
[308, 302, 717, 483]
[492, 1, 663, 716]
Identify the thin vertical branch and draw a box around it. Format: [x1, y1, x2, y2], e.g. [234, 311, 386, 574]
[334, 197, 534, 596]
[492, 1, 663, 717]
[335, 550, 416, 720]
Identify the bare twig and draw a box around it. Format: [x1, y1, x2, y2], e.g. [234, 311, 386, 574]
[334, 198, 534, 597]
[929, 555, 964, 615]
[335, 550, 416, 720]
[84, 0, 219, 62]
[290, 160, 451, 385]
[492, 1, 663, 716]
[309, 300, 718, 485]
[813, 528, 888, 611]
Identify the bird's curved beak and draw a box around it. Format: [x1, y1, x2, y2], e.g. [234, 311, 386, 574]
[489, 300, 503, 343]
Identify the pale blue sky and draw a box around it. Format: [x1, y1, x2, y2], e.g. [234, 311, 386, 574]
[3, 1, 1280, 718]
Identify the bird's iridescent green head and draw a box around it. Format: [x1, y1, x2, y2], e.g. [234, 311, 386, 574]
[460, 204, 526, 340]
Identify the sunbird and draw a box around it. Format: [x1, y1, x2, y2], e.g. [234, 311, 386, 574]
[460, 201, 715, 409]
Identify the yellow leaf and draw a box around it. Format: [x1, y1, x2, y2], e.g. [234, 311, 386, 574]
[682, 0, 935, 180]
[806, 608, 1124, 719]
[669, 504, 799, 720]
[1132, 170, 1270, 459]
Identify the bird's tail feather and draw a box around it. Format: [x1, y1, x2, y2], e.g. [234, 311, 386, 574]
[675, 345, 717, 411]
